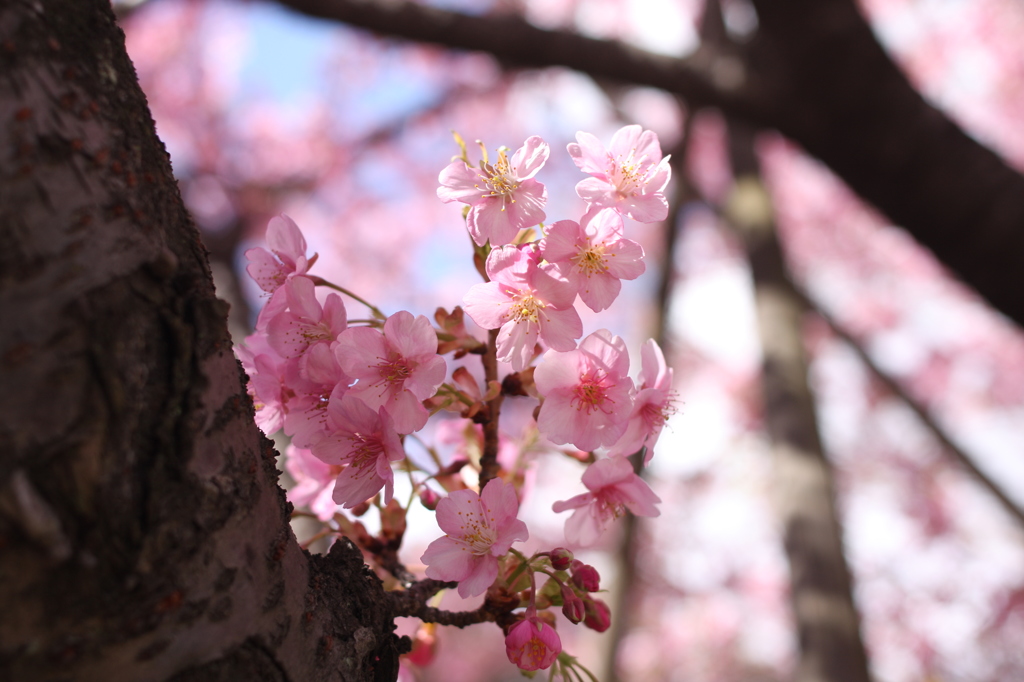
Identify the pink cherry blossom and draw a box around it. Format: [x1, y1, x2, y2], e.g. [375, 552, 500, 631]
[245, 214, 317, 292]
[463, 244, 582, 372]
[266, 276, 347, 359]
[253, 282, 289, 333]
[504, 616, 561, 671]
[540, 208, 646, 312]
[567, 125, 672, 223]
[552, 456, 661, 547]
[533, 329, 634, 452]
[335, 311, 447, 434]
[236, 335, 289, 435]
[437, 136, 549, 246]
[283, 444, 341, 521]
[282, 343, 351, 448]
[608, 339, 677, 463]
[310, 394, 406, 508]
[421, 478, 529, 598]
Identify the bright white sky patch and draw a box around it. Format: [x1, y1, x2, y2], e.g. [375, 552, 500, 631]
[670, 263, 760, 370]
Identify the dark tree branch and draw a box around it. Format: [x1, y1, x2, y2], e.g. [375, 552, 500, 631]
[269, 0, 752, 115]
[270, 0, 1024, 331]
[746, 0, 1024, 332]
[796, 290, 1024, 531]
[727, 124, 871, 682]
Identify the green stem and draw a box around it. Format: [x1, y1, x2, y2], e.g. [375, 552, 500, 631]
[575, 662, 600, 682]
[310, 276, 386, 320]
[505, 548, 534, 589]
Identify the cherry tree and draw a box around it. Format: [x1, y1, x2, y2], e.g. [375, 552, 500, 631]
[4, 0, 1024, 681]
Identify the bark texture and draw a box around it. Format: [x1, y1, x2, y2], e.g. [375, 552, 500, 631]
[0, 2, 401, 680]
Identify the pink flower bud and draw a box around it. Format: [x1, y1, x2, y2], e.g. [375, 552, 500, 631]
[549, 547, 574, 571]
[419, 487, 440, 511]
[349, 500, 372, 517]
[505, 616, 561, 671]
[405, 623, 437, 667]
[570, 561, 600, 592]
[583, 597, 611, 633]
[561, 585, 585, 624]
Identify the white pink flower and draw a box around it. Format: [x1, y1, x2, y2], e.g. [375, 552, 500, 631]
[533, 329, 634, 452]
[335, 311, 447, 434]
[504, 616, 561, 671]
[540, 208, 646, 312]
[437, 136, 549, 246]
[236, 334, 289, 435]
[567, 125, 671, 223]
[310, 394, 406, 508]
[282, 343, 351, 449]
[607, 339, 677, 463]
[283, 444, 341, 521]
[420, 478, 529, 598]
[463, 245, 582, 371]
[245, 214, 317, 292]
[552, 456, 661, 547]
[266, 276, 347, 359]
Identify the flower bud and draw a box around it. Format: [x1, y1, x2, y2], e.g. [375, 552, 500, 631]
[570, 561, 600, 592]
[380, 497, 407, 542]
[549, 548, 574, 571]
[561, 585, 585, 624]
[348, 500, 372, 517]
[405, 623, 437, 667]
[583, 597, 611, 633]
[419, 487, 440, 511]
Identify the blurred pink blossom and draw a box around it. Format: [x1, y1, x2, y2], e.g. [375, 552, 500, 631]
[283, 444, 340, 521]
[235, 337, 288, 435]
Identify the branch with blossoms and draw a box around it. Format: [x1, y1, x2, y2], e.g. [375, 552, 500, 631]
[235, 124, 680, 678]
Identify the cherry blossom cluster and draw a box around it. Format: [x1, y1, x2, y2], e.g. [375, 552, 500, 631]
[236, 125, 678, 678]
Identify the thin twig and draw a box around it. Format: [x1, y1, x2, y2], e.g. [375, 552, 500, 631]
[478, 328, 504, 490]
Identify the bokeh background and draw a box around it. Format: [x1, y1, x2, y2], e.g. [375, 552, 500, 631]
[116, 0, 1024, 680]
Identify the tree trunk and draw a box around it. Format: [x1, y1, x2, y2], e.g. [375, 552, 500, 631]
[0, 2, 401, 680]
[726, 125, 872, 682]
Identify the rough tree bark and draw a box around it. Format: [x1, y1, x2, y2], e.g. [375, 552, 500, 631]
[0, 2, 402, 680]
